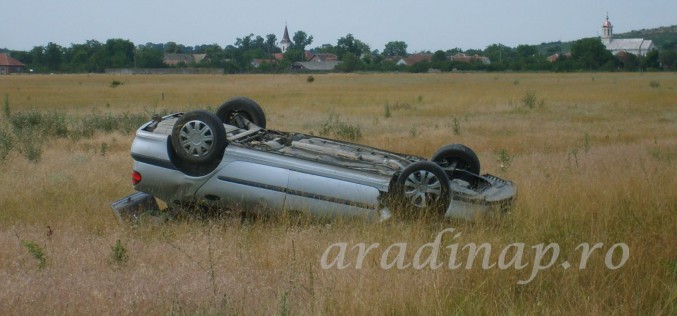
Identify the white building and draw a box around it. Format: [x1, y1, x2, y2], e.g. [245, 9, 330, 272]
[601, 14, 655, 56]
[279, 25, 291, 53]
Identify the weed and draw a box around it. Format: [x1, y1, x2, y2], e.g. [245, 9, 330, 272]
[452, 116, 461, 135]
[110, 80, 123, 88]
[409, 126, 420, 137]
[0, 127, 13, 161]
[497, 148, 513, 172]
[22, 240, 47, 269]
[0, 110, 150, 163]
[649, 80, 660, 88]
[17, 129, 43, 162]
[584, 132, 591, 153]
[306, 76, 315, 83]
[100, 143, 109, 156]
[384, 103, 391, 118]
[3, 94, 9, 118]
[391, 101, 414, 111]
[522, 90, 537, 109]
[568, 148, 579, 168]
[279, 291, 290, 316]
[110, 239, 129, 265]
[42, 111, 69, 137]
[10, 110, 42, 131]
[318, 113, 362, 141]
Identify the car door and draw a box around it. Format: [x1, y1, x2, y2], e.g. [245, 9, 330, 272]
[196, 160, 289, 213]
[285, 170, 380, 219]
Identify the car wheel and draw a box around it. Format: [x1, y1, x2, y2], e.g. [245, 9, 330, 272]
[431, 144, 480, 186]
[216, 97, 266, 129]
[395, 161, 451, 216]
[171, 110, 226, 165]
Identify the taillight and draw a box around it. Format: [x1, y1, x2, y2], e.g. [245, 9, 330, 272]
[132, 171, 142, 185]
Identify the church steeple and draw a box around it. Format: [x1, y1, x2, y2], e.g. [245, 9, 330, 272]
[601, 13, 613, 45]
[280, 24, 291, 53]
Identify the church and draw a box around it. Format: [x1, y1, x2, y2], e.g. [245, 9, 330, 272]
[601, 14, 655, 56]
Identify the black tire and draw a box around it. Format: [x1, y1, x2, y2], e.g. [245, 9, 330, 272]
[171, 110, 226, 165]
[431, 144, 480, 185]
[394, 161, 451, 216]
[215, 97, 266, 129]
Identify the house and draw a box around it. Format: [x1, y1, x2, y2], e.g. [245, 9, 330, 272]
[291, 61, 341, 71]
[601, 15, 655, 56]
[450, 53, 491, 65]
[307, 53, 338, 62]
[251, 58, 277, 68]
[546, 52, 571, 62]
[163, 53, 209, 66]
[396, 53, 433, 66]
[0, 54, 25, 74]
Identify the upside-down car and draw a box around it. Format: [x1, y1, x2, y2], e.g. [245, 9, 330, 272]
[112, 97, 516, 221]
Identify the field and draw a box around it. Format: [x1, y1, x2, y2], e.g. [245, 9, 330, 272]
[0, 72, 676, 315]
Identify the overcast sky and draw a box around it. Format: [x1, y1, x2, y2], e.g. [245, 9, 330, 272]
[2, 0, 675, 52]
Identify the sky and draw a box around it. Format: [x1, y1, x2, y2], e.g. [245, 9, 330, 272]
[1, 0, 676, 52]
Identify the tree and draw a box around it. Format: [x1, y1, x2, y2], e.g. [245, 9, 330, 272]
[337, 52, 360, 72]
[292, 31, 313, 52]
[283, 48, 304, 63]
[64, 40, 105, 72]
[571, 38, 613, 70]
[312, 44, 336, 54]
[235, 34, 255, 51]
[514, 44, 540, 70]
[431, 50, 448, 70]
[45, 42, 64, 71]
[265, 34, 279, 55]
[613, 52, 636, 70]
[515, 44, 537, 58]
[135, 45, 166, 68]
[164, 41, 185, 53]
[383, 41, 407, 57]
[659, 49, 677, 70]
[336, 34, 369, 59]
[105, 39, 135, 68]
[644, 49, 660, 69]
[483, 44, 511, 66]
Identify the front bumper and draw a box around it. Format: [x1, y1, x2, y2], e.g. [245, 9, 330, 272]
[110, 191, 160, 223]
[445, 174, 516, 219]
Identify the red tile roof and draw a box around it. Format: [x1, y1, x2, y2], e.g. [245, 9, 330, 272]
[0, 54, 25, 66]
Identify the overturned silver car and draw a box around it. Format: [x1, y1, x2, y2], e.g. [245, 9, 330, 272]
[112, 97, 516, 221]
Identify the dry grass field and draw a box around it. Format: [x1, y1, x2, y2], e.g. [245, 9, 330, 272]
[0, 72, 675, 315]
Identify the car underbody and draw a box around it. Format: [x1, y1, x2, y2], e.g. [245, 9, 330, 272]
[113, 97, 517, 222]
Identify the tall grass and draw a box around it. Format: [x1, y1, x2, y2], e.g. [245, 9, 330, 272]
[0, 73, 676, 314]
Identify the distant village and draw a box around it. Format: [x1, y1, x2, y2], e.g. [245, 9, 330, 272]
[0, 15, 666, 74]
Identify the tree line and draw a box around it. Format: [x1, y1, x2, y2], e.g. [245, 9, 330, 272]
[2, 30, 676, 73]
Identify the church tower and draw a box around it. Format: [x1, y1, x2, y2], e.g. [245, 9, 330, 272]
[601, 14, 613, 46]
[280, 25, 291, 53]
